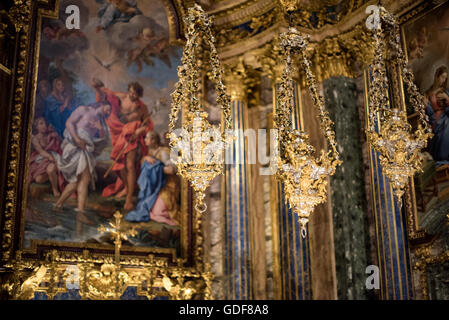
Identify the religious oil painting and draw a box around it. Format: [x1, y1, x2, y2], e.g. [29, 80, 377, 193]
[403, 1, 449, 226]
[24, 0, 185, 254]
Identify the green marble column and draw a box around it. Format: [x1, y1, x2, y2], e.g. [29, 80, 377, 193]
[323, 76, 371, 299]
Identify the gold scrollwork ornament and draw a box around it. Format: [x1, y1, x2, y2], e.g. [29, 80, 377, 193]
[0, 0, 31, 39]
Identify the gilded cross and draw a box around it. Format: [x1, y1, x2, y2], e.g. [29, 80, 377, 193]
[98, 211, 137, 266]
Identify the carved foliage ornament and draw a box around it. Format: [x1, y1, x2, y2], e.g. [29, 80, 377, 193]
[0, 0, 31, 39]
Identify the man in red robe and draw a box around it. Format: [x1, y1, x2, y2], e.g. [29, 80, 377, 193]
[92, 78, 154, 210]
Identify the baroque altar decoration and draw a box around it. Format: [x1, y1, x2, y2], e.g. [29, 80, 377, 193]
[274, 26, 342, 237]
[1, 212, 213, 300]
[366, 6, 432, 202]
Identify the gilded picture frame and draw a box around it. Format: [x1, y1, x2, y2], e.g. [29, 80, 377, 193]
[0, 0, 201, 274]
[399, 0, 449, 243]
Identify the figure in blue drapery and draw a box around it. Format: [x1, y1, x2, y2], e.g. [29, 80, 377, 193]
[125, 160, 166, 222]
[425, 66, 449, 165]
[43, 78, 77, 138]
[125, 131, 180, 225]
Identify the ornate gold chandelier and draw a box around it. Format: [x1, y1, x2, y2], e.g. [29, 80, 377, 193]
[275, 27, 341, 237]
[366, 6, 432, 201]
[168, 4, 232, 214]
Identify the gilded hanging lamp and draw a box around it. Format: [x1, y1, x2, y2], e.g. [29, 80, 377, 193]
[366, 6, 432, 202]
[168, 4, 232, 214]
[274, 27, 342, 237]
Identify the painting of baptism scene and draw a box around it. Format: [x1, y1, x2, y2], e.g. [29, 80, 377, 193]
[24, 0, 183, 251]
[404, 1, 449, 227]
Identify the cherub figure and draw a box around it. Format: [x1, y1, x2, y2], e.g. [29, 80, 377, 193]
[408, 37, 424, 60]
[407, 27, 428, 61]
[127, 27, 158, 72]
[43, 25, 85, 40]
[96, 0, 141, 32]
[146, 38, 176, 68]
[126, 25, 179, 72]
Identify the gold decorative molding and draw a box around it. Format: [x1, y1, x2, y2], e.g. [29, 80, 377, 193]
[0, 63, 11, 75]
[211, 0, 275, 26]
[404, 182, 427, 241]
[308, 23, 374, 82]
[224, 59, 252, 101]
[167, 0, 420, 62]
[251, 21, 374, 85]
[208, 0, 422, 65]
[2, 0, 32, 263]
[278, 0, 368, 30]
[253, 39, 286, 82]
[161, 0, 184, 45]
[414, 243, 449, 300]
[215, 5, 279, 48]
[0, 0, 32, 39]
[2, 212, 213, 300]
[1, 249, 213, 300]
[210, 0, 368, 30]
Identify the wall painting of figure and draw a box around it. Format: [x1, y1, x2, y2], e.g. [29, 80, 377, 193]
[402, 1, 449, 228]
[24, 0, 188, 259]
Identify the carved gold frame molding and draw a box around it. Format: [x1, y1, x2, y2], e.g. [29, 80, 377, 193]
[1, 0, 34, 263]
[9, 0, 193, 264]
[165, 0, 422, 76]
[414, 240, 449, 300]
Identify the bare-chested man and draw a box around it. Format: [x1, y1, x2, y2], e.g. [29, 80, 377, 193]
[52, 102, 112, 213]
[92, 78, 154, 211]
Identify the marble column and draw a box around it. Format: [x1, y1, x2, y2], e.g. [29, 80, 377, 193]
[323, 76, 371, 300]
[222, 72, 252, 300]
[271, 78, 312, 300]
[363, 70, 414, 299]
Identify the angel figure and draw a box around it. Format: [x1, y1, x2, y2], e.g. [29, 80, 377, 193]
[96, 0, 142, 32]
[127, 27, 158, 72]
[144, 37, 178, 68]
[127, 27, 179, 72]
